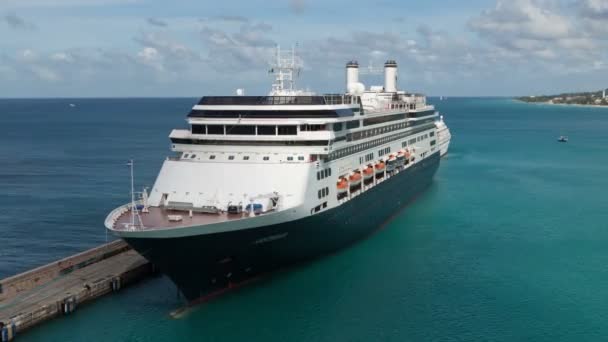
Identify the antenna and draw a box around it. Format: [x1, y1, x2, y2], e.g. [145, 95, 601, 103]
[268, 44, 303, 95]
[126, 160, 145, 230]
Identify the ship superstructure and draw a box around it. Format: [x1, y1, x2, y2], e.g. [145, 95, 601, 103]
[105, 47, 451, 302]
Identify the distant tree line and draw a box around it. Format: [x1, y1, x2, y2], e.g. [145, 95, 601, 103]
[516, 90, 608, 106]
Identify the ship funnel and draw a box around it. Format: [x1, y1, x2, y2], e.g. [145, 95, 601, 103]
[384, 60, 397, 92]
[346, 60, 359, 91]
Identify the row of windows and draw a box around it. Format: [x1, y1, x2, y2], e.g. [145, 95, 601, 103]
[359, 152, 374, 164]
[191, 124, 298, 136]
[387, 103, 429, 111]
[300, 124, 326, 131]
[193, 113, 434, 138]
[363, 113, 406, 126]
[378, 147, 391, 157]
[317, 168, 332, 180]
[328, 125, 433, 161]
[312, 201, 328, 214]
[346, 121, 360, 129]
[189, 109, 354, 118]
[335, 111, 434, 134]
[346, 118, 435, 143]
[183, 153, 305, 162]
[318, 187, 330, 199]
[171, 138, 329, 147]
[417, 133, 429, 142]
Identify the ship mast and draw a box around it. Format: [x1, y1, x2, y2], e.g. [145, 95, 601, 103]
[126, 160, 144, 230]
[269, 45, 303, 96]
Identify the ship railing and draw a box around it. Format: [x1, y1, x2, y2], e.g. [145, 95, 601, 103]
[322, 94, 359, 105]
[198, 96, 327, 106]
[105, 200, 143, 229]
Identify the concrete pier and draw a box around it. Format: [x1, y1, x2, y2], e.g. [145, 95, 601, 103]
[0, 240, 153, 341]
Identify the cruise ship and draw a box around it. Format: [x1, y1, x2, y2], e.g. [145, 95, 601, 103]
[105, 47, 451, 302]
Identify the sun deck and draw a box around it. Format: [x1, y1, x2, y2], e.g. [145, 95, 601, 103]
[109, 205, 273, 231]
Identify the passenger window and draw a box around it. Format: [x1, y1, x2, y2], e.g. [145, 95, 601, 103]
[209, 155, 216, 160]
[228, 156, 235, 160]
[243, 156, 250, 160]
[263, 156, 270, 161]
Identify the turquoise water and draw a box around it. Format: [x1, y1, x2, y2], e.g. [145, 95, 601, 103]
[3, 98, 608, 341]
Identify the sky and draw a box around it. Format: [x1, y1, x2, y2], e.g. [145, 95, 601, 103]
[1, 0, 607, 97]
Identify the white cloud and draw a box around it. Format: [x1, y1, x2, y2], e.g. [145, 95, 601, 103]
[136, 47, 162, 70]
[577, 0, 608, 18]
[199, 20, 276, 71]
[30, 65, 61, 81]
[469, 0, 608, 74]
[17, 49, 37, 62]
[469, 0, 573, 42]
[50, 52, 74, 63]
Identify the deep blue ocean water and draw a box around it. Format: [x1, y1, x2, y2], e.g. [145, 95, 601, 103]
[2, 98, 608, 341]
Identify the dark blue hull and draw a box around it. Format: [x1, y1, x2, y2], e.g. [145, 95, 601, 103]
[125, 152, 441, 302]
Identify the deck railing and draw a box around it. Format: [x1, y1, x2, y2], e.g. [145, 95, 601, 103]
[198, 95, 359, 106]
[104, 200, 143, 230]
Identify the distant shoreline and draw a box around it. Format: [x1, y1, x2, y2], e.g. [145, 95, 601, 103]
[514, 99, 608, 109]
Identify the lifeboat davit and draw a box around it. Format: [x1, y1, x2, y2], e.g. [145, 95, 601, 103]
[362, 165, 374, 179]
[349, 171, 362, 185]
[336, 177, 349, 193]
[405, 149, 412, 159]
[387, 154, 397, 172]
[396, 150, 406, 165]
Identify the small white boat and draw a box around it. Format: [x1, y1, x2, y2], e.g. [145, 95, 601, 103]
[558, 136, 568, 143]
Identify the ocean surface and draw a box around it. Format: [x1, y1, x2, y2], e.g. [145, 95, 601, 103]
[2, 97, 608, 341]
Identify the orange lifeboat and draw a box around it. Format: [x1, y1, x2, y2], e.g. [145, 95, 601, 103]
[349, 171, 362, 185]
[336, 177, 349, 193]
[375, 161, 386, 173]
[362, 165, 374, 179]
